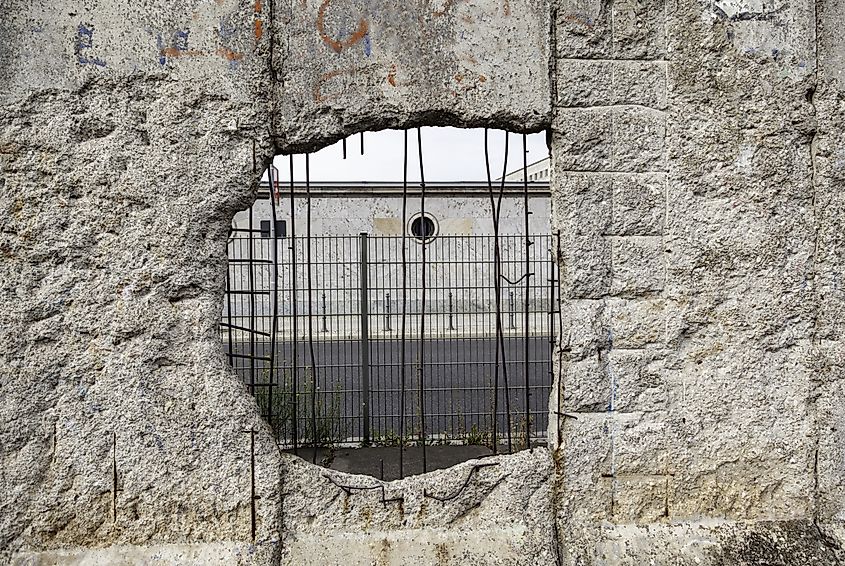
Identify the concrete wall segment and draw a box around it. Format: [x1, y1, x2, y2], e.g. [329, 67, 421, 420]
[3, 0, 845, 563]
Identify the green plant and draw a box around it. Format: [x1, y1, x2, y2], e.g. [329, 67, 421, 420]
[252, 364, 347, 448]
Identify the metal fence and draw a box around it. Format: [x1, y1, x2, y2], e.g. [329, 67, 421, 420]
[220, 231, 558, 453]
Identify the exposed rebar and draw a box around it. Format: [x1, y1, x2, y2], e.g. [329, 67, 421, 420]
[417, 127, 428, 472]
[306, 154, 319, 464]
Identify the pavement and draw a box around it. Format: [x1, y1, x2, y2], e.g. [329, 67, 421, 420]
[227, 335, 553, 443]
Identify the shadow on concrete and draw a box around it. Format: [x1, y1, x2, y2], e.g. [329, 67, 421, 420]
[285, 443, 545, 481]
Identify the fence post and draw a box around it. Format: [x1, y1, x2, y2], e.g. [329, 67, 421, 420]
[359, 232, 371, 445]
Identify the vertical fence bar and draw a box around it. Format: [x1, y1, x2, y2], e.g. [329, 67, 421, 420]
[289, 156, 299, 454]
[399, 131, 408, 478]
[522, 134, 532, 450]
[268, 166, 281, 432]
[359, 232, 372, 445]
[225, 261, 235, 368]
[248, 204, 256, 396]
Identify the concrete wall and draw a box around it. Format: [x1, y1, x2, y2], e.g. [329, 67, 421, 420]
[2, 0, 845, 564]
[232, 188, 552, 236]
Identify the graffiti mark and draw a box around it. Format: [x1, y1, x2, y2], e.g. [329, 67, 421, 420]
[157, 27, 243, 66]
[157, 31, 203, 65]
[316, 0, 370, 54]
[75, 24, 106, 67]
[313, 66, 359, 102]
[217, 47, 244, 61]
[363, 34, 372, 57]
[254, 0, 264, 40]
[385, 64, 416, 88]
[562, 13, 595, 27]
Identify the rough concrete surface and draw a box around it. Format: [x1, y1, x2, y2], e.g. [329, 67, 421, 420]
[1, 0, 845, 564]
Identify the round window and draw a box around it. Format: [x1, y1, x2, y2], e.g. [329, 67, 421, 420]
[408, 213, 438, 243]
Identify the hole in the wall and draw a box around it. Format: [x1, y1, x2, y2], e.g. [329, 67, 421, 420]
[220, 127, 556, 480]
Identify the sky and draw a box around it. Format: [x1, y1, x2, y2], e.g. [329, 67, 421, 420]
[269, 127, 549, 183]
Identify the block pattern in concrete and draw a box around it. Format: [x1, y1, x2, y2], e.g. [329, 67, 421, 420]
[2, 0, 845, 564]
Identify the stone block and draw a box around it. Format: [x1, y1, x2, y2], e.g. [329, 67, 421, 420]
[555, 0, 612, 59]
[560, 299, 610, 358]
[553, 110, 613, 171]
[554, 107, 666, 173]
[611, 60, 668, 110]
[551, 172, 612, 235]
[611, 107, 667, 172]
[556, 0, 665, 61]
[610, 412, 670, 476]
[607, 298, 665, 348]
[609, 236, 664, 296]
[557, 60, 668, 110]
[556, 60, 613, 108]
[562, 355, 609, 413]
[558, 414, 614, 521]
[608, 350, 667, 412]
[610, 0, 666, 59]
[564, 350, 667, 413]
[609, 173, 665, 236]
[566, 235, 613, 298]
[611, 474, 668, 523]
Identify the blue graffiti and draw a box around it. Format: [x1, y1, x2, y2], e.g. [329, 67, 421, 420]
[363, 33, 372, 57]
[75, 24, 106, 67]
[174, 29, 190, 51]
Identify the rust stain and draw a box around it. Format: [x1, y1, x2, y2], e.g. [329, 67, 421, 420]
[454, 73, 464, 82]
[160, 47, 204, 58]
[316, 0, 369, 54]
[254, 19, 264, 39]
[217, 47, 243, 61]
[254, 0, 262, 11]
[478, 74, 487, 82]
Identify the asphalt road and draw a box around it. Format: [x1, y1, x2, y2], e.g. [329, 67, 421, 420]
[225, 335, 553, 446]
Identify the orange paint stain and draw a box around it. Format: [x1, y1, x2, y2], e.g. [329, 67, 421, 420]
[254, 19, 264, 39]
[254, 0, 263, 11]
[217, 47, 243, 61]
[160, 47, 204, 58]
[316, 0, 369, 53]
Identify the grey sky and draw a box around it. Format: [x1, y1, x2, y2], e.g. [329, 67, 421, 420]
[270, 127, 549, 183]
